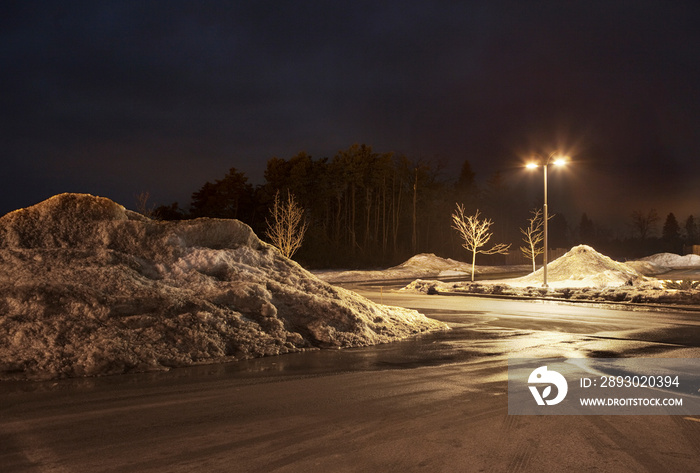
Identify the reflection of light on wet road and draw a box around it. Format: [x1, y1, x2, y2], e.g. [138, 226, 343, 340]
[365, 288, 700, 351]
[6, 288, 695, 396]
[3, 289, 700, 472]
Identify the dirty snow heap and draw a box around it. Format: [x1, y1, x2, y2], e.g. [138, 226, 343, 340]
[0, 194, 446, 380]
[640, 252, 700, 268]
[508, 245, 647, 287]
[405, 245, 654, 295]
[314, 253, 508, 283]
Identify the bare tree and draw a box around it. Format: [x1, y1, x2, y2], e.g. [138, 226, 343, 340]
[452, 205, 510, 281]
[520, 208, 552, 272]
[266, 190, 309, 259]
[134, 191, 155, 217]
[630, 209, 659, 239]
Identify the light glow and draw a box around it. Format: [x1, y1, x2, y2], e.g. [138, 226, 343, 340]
[553, 157, 568, 166]
[526, 162, 538, 169]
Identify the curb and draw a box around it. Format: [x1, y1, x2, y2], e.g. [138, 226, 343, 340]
[430, 290, 700, 313]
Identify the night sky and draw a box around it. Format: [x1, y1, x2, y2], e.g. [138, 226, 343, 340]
[2, 1, 700, 232]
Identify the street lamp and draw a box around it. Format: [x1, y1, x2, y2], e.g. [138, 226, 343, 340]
[527, 153, 568, 288]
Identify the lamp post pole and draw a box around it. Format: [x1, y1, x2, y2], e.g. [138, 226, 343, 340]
[527, 152, 567, 288]
[543, 161, 549, 288]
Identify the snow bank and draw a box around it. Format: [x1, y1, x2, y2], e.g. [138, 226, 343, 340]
[640, 253, 700, 268]
[507, 245, 646, 288]
[401, 246, 700, 304]
[623, 260, 668, 276]
[404, 245, 655, 295]
[398, 253, 471, 272]
[0, 194, 446, 380]
[403, 277, 692, 306]
[314, 253, 501, 283]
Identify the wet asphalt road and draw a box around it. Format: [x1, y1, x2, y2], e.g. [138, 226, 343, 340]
[1, 289, 699, 472]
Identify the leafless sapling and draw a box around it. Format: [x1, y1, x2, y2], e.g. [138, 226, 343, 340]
[520, 208, 552, 272]
[451, 205, 510, 281]
[266, 190, 309, 259]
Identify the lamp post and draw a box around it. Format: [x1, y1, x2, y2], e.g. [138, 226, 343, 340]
[527, 153, 567, 288]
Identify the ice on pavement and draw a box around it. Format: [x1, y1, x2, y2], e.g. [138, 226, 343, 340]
[0, 193, 447, 380]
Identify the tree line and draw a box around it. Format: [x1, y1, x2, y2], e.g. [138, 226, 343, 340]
[148, 144, 490, 268]
[579, 209, 699, 260]
[144, 143, 700, 268]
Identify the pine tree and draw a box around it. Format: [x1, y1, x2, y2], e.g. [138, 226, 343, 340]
[579, 213, 595, 244]
[684, 215, 697, 244]
[662, 213, 680, 241]
[662, 212, 682, 253]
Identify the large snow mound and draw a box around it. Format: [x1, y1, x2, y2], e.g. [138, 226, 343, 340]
[507, 245, 646, 288]
[402, 245, 671, 300]
[640, 253, 700, 268]
[0, 193, 446, 380]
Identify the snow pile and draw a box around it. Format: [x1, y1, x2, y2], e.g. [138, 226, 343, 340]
[508, 245, 646, 288]
[315, 253, 497, 283]
[403, 277, 690, 306]
[623, 260, 666, 276]
[0, 194, 446, 380]
[398, 254, 471, 272]
[640, 253, 700, 268]
[402, 246, 700, 306]
[401, 246, 696, 303]
[405, 245, 651, 293]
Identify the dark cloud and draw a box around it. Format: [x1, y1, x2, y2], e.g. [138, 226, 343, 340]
[1, 0, 700, 226]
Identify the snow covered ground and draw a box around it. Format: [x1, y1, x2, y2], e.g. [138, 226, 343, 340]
[314, 253, 528, 283]
[0, 193, 447, 381]
[640, 252, 700, 267]
[403, 245, 700, 306]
